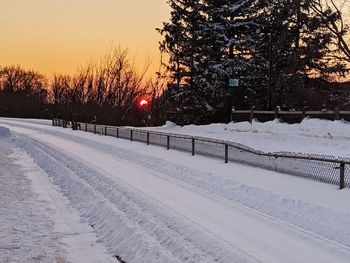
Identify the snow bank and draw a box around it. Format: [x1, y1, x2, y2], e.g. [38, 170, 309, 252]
[152, 118, 350, 140]
[161, 121, 178, 129]
[1, 118, 51, 126]
[226, 118, 350, 140]
[299, 118, 350, 139]
[142, 118, 350, 158]
[0, 127, 11, 138]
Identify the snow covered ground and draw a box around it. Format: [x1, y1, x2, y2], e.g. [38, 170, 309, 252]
[145, 118, 350, 158]
[0, 126, 115, 263]
[1, 118, 350, 262]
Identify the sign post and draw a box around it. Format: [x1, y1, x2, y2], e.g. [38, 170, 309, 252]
[229, 78, 240, 121]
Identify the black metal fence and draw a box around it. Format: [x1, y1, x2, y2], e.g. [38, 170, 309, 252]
[53, 119, 350, 189]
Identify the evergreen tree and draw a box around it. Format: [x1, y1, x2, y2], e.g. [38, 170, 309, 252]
[159, 0, 348, 124]
[158, 0, 204, 86]
[258, 0, 346, 109]
[158, 0, 208, 124]
[198, 0, 268, 111]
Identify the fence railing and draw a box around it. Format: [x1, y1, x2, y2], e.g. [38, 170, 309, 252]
[232, 107, 350, 123]
[53, 119, 350, 189]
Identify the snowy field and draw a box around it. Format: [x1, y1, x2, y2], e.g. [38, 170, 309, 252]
[145, 118, 350, 158]
[1, 118, 350, 262]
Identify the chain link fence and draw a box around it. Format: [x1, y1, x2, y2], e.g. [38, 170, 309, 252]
[53, 119, 350, 189]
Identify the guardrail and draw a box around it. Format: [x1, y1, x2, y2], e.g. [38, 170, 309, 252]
[53, 119, 350, 189]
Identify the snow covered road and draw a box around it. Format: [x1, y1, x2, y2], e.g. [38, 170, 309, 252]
[1, 118, 350, 263]
[0, 128, 115, 263]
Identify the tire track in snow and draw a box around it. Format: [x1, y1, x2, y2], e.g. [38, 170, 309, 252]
[3, 120, 350, 262]
[15, 135, 255, 263]
[3, 120, 350, 249]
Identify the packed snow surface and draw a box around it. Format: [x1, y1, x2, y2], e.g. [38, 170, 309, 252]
[0, 127, 10, 138]
[0, 126, 115, 263]
[1, 118, 350, 263]
[147, 118, 350, 158]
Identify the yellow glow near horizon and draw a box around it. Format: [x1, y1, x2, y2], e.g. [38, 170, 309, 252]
[0, 0, 170, 78]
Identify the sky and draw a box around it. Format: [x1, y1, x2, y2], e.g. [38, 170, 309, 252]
[0, 0, 170, 78]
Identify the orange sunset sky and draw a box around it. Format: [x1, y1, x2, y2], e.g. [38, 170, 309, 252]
[0, 0, 170, 77]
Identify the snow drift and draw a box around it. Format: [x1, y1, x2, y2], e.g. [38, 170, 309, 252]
[158, 118, 350, 141]
[226, 118, 350, 140]
[145, 118, 350, 158]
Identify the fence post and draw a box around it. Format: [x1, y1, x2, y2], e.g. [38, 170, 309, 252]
[231, 108, 234, 122]
[116, 128, 119, 138]
[192, 138, 195, 156]
[130, 130, 133, 141]
[340, 162, 345, 189]
[301, 107, 306, 120]
[104, 126, 107, 136]
[225, 144, 228, 163]
[334, 106, 340, 121]
[274, 107, 279, 119]
[147, 133, 150, 145]
[167, 136, 170, 150]
[85, 123, 87, 132]
[250, 107, 254, 123]
[52, 119, 54, 126]
[94, 125, 96, 134]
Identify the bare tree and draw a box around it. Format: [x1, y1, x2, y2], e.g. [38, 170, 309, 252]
[51, 74, 71, 118]
[0, 46, 158, 124]
[310, 0, 350, 63]
[0, 65, 48, 117]
[144, 65, 167, 126]
[90, 47, 150, 125]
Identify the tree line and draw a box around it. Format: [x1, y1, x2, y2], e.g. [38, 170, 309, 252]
[159, 0, 350, 124]
[0, 48, 166, 126]
[2, 1, 350, 126]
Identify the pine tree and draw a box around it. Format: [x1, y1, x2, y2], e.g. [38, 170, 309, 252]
[188, 0, 251, 118]
[160, 0, 266, 123]
[259, 0, 346, 109]
[158, 0, 204, 86]
[198, 0, 269, 111]
[158, 0, 208, 124]
[159, 0, 347, 124]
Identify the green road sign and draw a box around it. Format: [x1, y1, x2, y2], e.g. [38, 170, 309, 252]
[229, 78, 239, 88]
